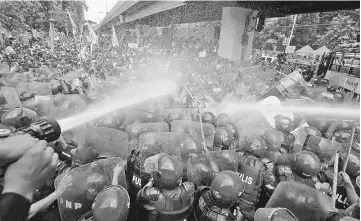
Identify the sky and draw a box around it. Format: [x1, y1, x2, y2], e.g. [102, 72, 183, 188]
[85, 0, 119, 24]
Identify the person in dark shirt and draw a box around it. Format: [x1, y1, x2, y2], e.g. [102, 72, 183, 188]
[332, 172, 360, 210]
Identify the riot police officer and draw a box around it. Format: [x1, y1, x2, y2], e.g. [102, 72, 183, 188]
[78, 164, 130, 221]
[194, 170, 245, 221]
[213, 127, 234, 150]
[276, 151, 326, 191]
[236, 137, 277, 220]
[72, 148, 98, 167]
[137, 153, 196, 221]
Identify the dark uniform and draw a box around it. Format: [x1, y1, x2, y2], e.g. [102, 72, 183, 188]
[276, 151, 324, 191]
[236, 137, 277, 220]
[137, 153, 196, 221]
[194, 170, 245, 221]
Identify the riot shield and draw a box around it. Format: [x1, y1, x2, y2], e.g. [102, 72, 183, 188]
[171, 120, 215, 148]
[137, 132, 190, 162]
[74, 127, 129, 160]
[1, 86, 21, 108]
[207, 149, 239, 171]
[266, 181, 333, 221]
[290, 127, 307, 153]
[159, 108, 198, 123]
[305, 135, 342, 164]
[129, 98, 162, 114]
[120, 109, 165, 130]
[186, 150, 239, 186]
[54, 157, 127, 221]
[92, 185, 130, 221]
[254, 208, 298, 221]
[236, 125, 273, 150]
[1, 107, 38, 128]
[232, 110, 271, 128]
[16, 81, 54, 103]
[53, 94, 87, 110]
[125, 122, 169, 139]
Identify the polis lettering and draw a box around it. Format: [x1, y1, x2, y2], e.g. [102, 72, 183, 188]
[336, 193, 349, 206]
[132, 175, 141, 186]
[239, 173, 253, 185]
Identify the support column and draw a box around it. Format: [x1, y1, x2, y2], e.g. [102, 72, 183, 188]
[218, 7, 258, 62]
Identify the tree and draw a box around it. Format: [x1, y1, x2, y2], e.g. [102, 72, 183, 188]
[252, 9, 360, 51]
[320, 13, 360, 50]
[0, 0, 87, 36]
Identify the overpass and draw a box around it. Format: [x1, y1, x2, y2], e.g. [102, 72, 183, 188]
[97, 1, 360, 62]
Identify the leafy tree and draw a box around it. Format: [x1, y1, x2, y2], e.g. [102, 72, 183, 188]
[252, 9, 360, 51]
[0, 0, 87, 36]
[320, 13, 360, 50]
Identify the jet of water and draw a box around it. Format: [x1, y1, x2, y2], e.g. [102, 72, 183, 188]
[221, 101, 360, 120]
[58, 79, 177, 131]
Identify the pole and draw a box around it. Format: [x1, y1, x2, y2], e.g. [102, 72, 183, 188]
[106, 0, 108, 14]
[342, 126, 356, 172]
[184, 85, 208, 153]
[288, 14, 298, 47]
[332, 152, 339, 210]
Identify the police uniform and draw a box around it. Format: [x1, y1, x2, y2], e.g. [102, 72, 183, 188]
[237, 153, 276, 220]
[138, 182, 196, 221]
[137, 153, 196, 221]
[194, 171, 245, 221]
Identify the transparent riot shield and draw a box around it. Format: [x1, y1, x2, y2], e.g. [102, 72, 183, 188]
[120, 109, 165, 130]
[159, 108, 198, 123]
[129, 98, 163, 114]
[232, 110, 271, 128]
[171, 120, 215, 148]
[125, 122, 169, 140]
[54, 157, 127, 221]
[16, 81, 55, 116]
[53, 94, 87, 110]
[254, 208, 298, 221]
[74, 127, 129, 160]
[17, 82, 54, 104]
[266, 181, 333, 221]
[92, 185, 130, 221]
[1, 86, 22, 108]
[207, 149, 239, 171]
[186, 150, 239, 186]
[137, 132, 190, 162]
[305, 135, 342, 164]
[236, 125, 274, 150]
[48, 106, 80, 120]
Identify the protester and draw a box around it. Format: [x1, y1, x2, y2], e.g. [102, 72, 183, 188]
[28, 174, 72, 220]
[0, 140, 58, 221]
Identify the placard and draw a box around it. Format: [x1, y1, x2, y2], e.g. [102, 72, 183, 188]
[199, 51, 207, 57]
[285, 46, 296, 54]
[343, 76, 360, 94]
[128, 43, 139, 49]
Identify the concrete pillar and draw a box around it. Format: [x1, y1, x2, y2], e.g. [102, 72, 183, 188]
[218, 7, 258, 62]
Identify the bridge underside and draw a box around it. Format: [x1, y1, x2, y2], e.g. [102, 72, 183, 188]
[98, 1, 360, 30]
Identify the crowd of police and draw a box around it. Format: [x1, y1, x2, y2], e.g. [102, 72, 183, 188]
[0, 31, 360, 221]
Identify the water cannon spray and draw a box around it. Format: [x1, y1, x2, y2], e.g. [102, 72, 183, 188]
[0, 118, 62, 142]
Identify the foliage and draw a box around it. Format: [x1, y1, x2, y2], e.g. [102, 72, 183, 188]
[253, 9, 360, 51]
[0, 1, 87, 38]
[319, 13, 360, 50]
